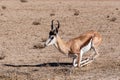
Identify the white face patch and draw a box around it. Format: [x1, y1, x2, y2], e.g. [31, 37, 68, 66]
[81, 38, 92, 54]
[45, 36, 57, 46]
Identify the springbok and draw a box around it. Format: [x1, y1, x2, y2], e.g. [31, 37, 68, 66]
[45, 20, 102, 67]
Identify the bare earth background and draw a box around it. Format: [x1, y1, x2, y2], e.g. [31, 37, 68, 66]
[0, 0, 120, 80]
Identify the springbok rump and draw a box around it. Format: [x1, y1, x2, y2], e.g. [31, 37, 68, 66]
[45, 20, 102, 67]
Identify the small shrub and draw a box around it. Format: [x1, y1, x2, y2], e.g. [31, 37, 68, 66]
[50, 13, 55, 16]
[116, 8, 119, 10]
[20, 0, 28, 3]
[73, 9, 79, 16]
[106, 15, 110, 18]
[0, 54, 5, 60]
[41, 38, 47, 42]
[32, 21, 40, 25]
[110, 17, 117, 22]
[33, 43, 45, 49]
[1, 6, 6, 10]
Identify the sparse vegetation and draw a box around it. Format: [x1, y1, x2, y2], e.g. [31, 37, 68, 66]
[33, 43, 45, 49]
[73, 9, 79, 16]
[107, 15, 117, 22]
[32, 21, 40, 25]
[1, 13, 4, 16]
[116, 8, 119, 10]
[109, 17, 117, 22]
[0, 54, 5, 60]
[107, 15, 110, 18]
[50, 13, 55, 16]
[20, 0, 28, 3]
[1, 6, 6, 10]
[41, 38, 47, 42]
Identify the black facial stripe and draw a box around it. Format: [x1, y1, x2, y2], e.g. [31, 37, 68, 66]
[48, 37, 54, 44]
[51, 36, 54, 39]
[48, 39, 52, 44]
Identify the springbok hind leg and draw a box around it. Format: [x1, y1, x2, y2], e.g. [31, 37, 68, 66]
[80, 50, 93, 67]
[91, 46, 99, 60]
[81, 59, 93, 67]
[80, 47, 99, 67]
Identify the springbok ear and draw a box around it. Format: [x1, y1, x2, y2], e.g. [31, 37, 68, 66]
[51, 20, 54, 30]
[56, 20, 60, 29]
[55, 28, 58, 33]
[55, 20, 60, 33]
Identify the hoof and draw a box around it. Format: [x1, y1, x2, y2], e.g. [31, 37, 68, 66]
[73, 64, 78, 67]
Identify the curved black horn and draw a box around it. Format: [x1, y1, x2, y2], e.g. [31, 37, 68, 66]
[51, 20, 54, 30]
[57, 20, 60, 29]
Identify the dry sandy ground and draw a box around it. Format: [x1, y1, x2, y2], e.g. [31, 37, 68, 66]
[0, 0, 120, 80]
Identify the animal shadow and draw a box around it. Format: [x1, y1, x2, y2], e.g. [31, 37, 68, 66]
[3, 62, 72, 67]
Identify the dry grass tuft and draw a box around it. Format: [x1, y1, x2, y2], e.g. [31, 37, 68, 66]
[1, 6, 6, 10]
[116, 8, 119, 10]
[33, 38, 47, 49]
[109, 17, 117, 22]
[32, 21, 41, 25]
[50, 13, 55, 16]
[54, 68, 72, 76]
[41, 38, 47, 42]
[107, 15, 117, 22]
[73, 9, 79, 16]
[0, 54, 5, 60]
[33, 43, 45, 49]
[20, 0, 28, 3]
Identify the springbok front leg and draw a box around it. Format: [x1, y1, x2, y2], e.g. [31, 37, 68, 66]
[73, 55, 78, 67]
[92, 46, 99, 58]
[90, 41, 99, 60]
[77, 50, 91, 67]
[90, 39, 99, 60]
[78, 39, 91, 66]
[79, 50, 93, 67]
[68, 53, 78, 67]
[77, 50, 88, 67]
[79, 47, 99, 67]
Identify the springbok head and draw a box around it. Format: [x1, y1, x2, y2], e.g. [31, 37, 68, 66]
[45, 20, 60, 46]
